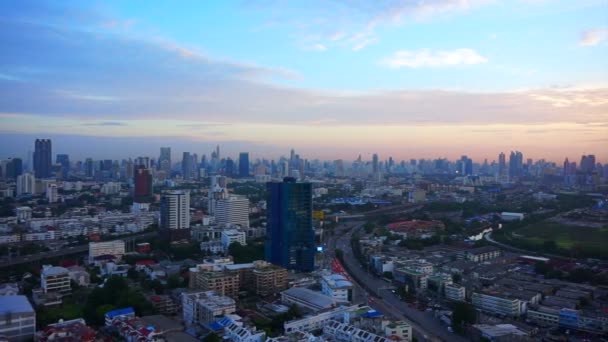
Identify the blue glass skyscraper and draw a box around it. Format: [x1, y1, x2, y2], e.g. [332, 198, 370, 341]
[265, 177, 315, 272]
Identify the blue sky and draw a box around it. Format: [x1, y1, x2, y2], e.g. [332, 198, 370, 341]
[0, 0, 607, 161]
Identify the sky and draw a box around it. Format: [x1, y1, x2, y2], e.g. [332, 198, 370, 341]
[0, 0, 607, 163]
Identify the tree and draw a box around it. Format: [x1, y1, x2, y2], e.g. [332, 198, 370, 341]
[364, 222, 375, 234]
[451, 302, 476, 334]
[452, 273, 462, 284]
[203, 333, 221, 342]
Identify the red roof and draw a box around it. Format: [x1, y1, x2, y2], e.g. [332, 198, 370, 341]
[135, 259, 157, 266]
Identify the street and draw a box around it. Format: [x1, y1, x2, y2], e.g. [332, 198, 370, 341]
[328, 221, 468, 342]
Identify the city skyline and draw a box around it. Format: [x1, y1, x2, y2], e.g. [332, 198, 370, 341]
[1, 1, 607, 161]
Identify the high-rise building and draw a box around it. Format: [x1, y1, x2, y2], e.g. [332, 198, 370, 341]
[160, 190, 191, 241]
[372, 153, 379, 174]
[46, 183, 58, 203]
[34, 139, 52, 178]
[159, 147, 171, 173]
[182, 152, 192, 180]
[16, 172, 36, 196]
[133, 165, 153, 202]
[498, 152, 507, 179]
[84, 158, 94, 177]
[580, 155, 596, 173]
[509, 151, 523, 179]
[225, 158, 235, 177]
[56, 154, 70, 179]
[266, 177, 315, 272]
[215, 196, 249, 228]
[239, 152, 249, 178]
[5, 158, 23, 179]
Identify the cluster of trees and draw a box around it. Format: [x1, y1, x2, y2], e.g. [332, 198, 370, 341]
[83, 276, 156, 326]
[228, 241, 264, 263]
[252, 304, 302, 336]
[450, 302, 477, 334]
[535, 262, 608, 286]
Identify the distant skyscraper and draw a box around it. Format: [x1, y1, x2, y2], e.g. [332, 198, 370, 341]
[372, 153, 379, 174]
[159, 147, 171, 173]
[580, 155, 596, 173]
[225, 158, 235, 177]
[85, 158, 94, 177]
[182, 152, 192, 180]
[5, 158, 23, 179]
[33, 139, 52, 178]
[133, 165, 153, 202]
[266, 177, 315, 272]
[509, 151, 523, 179]
[498, 152, 507, 178]
[239, 152, 249, 178]
[56, 154, 70, 179]
[160, 190, 191, 241]
[16, 172, 35, 196]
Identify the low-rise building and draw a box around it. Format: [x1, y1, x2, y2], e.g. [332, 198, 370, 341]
[148, 295, 178, 315]
[472, 291, 524, 317]
[463, 246, 501, 263]
[251, 261, 289, 296]
[281, 288, 337, 312]
[0, 282, 19, 296]
[471, 324, 528, 341]
[41, 265, 71, 294]
[224, 319, 265, 342]
[181, 290, 236, 326]
[38, 318, 97, 342]
[444, 283, 466, 302]
[88, 240, 126, 262]
[323, 319, 390, 342]
[321, 274, 354, 303]
[189, 269, 239, 298]
[221, 229, 247, 251]
[382, 321, 412, 341]
[0, 295, 36, 341]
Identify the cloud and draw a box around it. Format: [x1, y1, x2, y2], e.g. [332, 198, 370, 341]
[381, 49, 488, 68]
[82, 121, 127, 127]
[579, 28, 608, 46]
[247, 0, 490, 51]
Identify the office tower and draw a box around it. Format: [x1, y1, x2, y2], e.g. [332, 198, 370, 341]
[160, 190, 191, 241]
[215, 196, 249, 228]
[509, 151, 523, 179]
[56, 154, 69, 179]
[182, 152, 192, 180]
[84, 158, 94, 177]
[46, 183, 58, 203]
[239, 152, 249, 178]
[16, 173, 35, 196]
[33, 139, 52, 178]
[133, 165, 153, 202]
[372, 153, 379, 174]
[265, 177, 315, 272]
[3, 158, 22, 179]
[460, 155, 473, 176]
[225, 158, 235, 177]
[334, 160, 345, 177]
[580, 155, 596, 173]
[159, 147, 171, 173]
[498, 152, 507, 179]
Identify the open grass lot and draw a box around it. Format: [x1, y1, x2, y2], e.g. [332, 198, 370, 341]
[509, 222, 608, 258]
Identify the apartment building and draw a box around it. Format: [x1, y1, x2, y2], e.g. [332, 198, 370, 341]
[472, 291, 523, 317]
[181, 290, 236, 326]
[0, 296, 36, 341]
[444, 283, 466, 302]
[41, 265, 71, 294]
[321, 274, 354, 303]
[189, 270, 239, 298]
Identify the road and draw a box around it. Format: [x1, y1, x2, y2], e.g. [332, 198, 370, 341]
[330, 221, 467, 342]
[484, 231, 573, 261]
[0, 232, 158, 268]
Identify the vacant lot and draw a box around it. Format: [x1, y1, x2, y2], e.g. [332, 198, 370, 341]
[498, 221, 608, 259]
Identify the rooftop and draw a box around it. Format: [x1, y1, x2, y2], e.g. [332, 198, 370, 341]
[0, 295, 34, 314]
[282, 287, 336, 309]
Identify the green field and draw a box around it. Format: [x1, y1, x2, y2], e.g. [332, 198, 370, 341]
[502, 222, 608, 259]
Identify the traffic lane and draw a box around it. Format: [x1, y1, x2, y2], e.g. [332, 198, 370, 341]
[336, 230, 466, 342]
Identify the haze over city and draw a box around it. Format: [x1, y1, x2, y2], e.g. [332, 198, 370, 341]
[1, 0, 607, 162]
